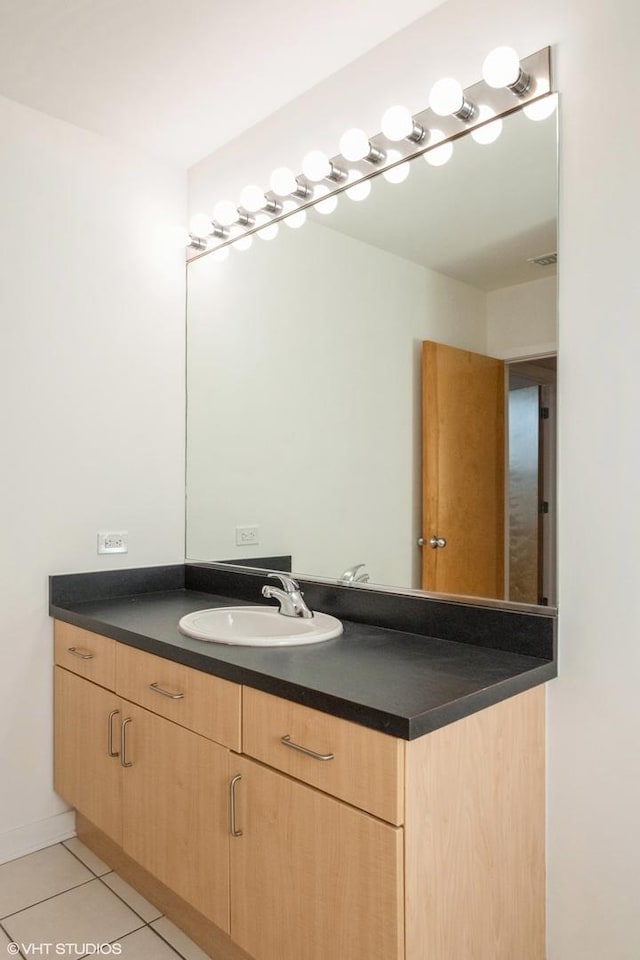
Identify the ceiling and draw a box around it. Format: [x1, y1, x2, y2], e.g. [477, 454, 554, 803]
[309, 107, 558, 290]
[0, 0, 447, 168]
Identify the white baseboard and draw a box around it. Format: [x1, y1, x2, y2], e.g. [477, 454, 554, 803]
[0, 810, 76, 865]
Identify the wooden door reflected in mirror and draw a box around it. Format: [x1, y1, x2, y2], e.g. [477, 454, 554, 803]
[421, 342, 556, 603]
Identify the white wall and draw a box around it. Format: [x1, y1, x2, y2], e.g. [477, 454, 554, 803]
[487, 275, 557, 359]
[187, 221, 485, 588]
[188, 2, 640, 956]
[0, 94, 186, 862]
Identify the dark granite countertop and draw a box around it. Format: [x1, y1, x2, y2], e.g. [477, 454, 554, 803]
[50, 565, 556, 740]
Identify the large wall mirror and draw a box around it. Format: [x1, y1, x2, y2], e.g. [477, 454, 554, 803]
[186, 102, 558, 609]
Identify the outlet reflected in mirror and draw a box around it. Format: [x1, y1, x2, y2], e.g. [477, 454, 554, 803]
[186, 105, 558, 608]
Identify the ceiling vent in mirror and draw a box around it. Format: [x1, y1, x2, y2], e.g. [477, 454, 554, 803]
[528, 252, 558, 266]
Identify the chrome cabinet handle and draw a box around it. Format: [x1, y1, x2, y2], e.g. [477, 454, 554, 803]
[280, 735, 335, 762]
[120, 717, 133, 768]
[149, 682, 184, 700]
[107, 709, 120, 758]
[229, 774, 243, 837]
[67, 646, 94, 660]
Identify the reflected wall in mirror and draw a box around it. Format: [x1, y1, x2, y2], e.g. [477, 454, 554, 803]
[186, 105, 558, 608]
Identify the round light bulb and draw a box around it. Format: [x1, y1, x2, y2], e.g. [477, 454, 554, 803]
[382, 150, 410, 184]
[302, 150, 331, 182]
[482, 46, 521, 89]
[339, 128, 370, 162]
[424, 130, 453, 167]
[314, 185, 338, 215]
[188, 213, 213, 238]
[523, 94, 558, 121]
[381, 105, 414, 141]
[429, 77, 464, 117]
[213, 200, 239, 227]
[345, 172, 371, 202]
[471, 105, 503, 145]
[239, 184, 267, 213]
[211, 246, 229, 262]
[232, 235, 253, 252]
[270, 167, 298, 196]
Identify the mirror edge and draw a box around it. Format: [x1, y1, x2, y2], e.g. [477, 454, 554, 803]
[186, 559, 558, 618]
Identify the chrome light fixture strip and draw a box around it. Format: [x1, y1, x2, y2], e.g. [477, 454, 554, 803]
[186, 46, 552, 264]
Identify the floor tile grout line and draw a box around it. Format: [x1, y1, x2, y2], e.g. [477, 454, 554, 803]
[1, 845, 201, 960]
[106, 920, 148, 950]
[61, 839, 167, 929]
[97, 873, 164, 926]
[62, 838, 110, 878]
[0, 917, 28, 960]
[150, 920, 199, 960]
[109, 921, 185, 958]
[76, 925, 147, 960]
[0, 876, 99, 922]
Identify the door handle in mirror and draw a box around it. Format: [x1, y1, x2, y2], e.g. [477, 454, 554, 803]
[418, 536, 447, 548]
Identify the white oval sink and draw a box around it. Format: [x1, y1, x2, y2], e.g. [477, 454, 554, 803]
[178, 606, 343, 646]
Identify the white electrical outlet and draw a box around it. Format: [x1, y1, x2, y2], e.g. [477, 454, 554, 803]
[236, 525, 259, 546]
[98, 531, 129, 554]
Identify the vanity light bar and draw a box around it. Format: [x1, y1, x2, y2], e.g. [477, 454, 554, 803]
[185, 46, 552, 259]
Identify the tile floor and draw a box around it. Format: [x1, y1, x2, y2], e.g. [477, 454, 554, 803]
[0, 840, 211, 960]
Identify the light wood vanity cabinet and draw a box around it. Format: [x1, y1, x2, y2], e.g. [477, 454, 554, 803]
[242, 686, 404, 824]
[54, 620, 116, 689]
[54, 667, 122, 844]
[53, 620, 546, 960]
[116, 642, 241, 748]
[53, 622, 238, 931]
[118, 701, 230, 929]
[229, 755, 404, 960]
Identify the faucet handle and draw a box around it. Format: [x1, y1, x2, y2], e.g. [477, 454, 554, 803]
[266, 573, 300, 594]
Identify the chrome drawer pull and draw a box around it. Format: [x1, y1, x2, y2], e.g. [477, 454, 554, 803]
[120, 717, 133, 768]
[229, 774, 243, 837]
[149, 682, 184, 700]
[67, 646, 94, 660]
[107, 709, 120, 758]
[280, 735, 334, 762]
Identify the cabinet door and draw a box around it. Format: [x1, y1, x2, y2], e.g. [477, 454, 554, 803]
[54, 667, 122, 844]
[120, 701, 230, 931]
[230, 756, 404, 960]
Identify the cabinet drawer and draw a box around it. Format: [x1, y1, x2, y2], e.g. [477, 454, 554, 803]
[242, 687, 404, 824]
[54, 622, 116, 690]
[116, 644, 241, 751]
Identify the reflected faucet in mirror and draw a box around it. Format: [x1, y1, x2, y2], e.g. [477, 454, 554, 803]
[261, 574, 314, 618]
[340, 564, 370, 584]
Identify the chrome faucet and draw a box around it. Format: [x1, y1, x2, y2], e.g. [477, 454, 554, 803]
[261, 573, 314, 619]
[340, 563, 370, 584]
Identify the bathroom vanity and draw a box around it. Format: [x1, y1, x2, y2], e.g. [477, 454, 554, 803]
[51, 563, 555, 960]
